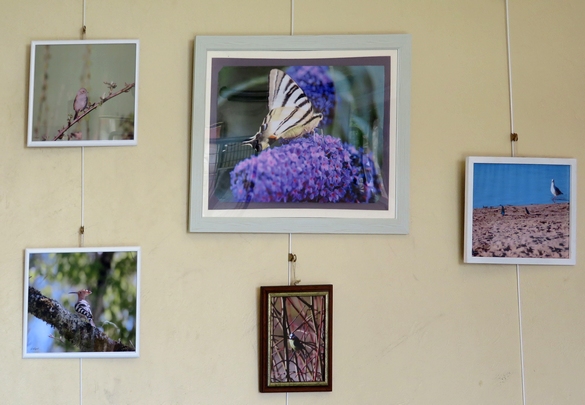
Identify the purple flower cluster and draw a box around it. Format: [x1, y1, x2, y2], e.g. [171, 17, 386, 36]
[286, 66, 336, 127]
[230, 134, 382, 203]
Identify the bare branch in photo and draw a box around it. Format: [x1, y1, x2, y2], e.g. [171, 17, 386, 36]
[52, 82, 135, 141]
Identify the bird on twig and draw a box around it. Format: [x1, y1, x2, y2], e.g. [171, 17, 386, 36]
[288, 333, 308, 355]
[73, 88, 89, 120]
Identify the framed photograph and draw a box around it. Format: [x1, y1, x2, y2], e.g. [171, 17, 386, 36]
[259, 285, 333, 393]
[464, 157, 577, 265]
[27, 39, 139, 147]
[189, 34, 411, 234]
[23, 247, 140, 358]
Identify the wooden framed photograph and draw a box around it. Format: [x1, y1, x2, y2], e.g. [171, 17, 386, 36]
[259, 285, 333, 393]
[27, 39, 139, 147]
[23, 247, 140, 358]
[189, 34, 411, 234]
[464, 157, 577, 265]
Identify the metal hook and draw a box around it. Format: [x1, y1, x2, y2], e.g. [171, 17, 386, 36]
[288, 253, 300, 285]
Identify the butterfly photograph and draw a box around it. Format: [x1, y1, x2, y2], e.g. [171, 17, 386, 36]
[189, 35, 412, 234]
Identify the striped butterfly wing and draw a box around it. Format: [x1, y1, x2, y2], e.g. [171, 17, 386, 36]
[245, 69, 323, 151]
[267, 69, 323, 140]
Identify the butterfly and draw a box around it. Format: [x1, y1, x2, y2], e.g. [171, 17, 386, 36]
[243, 69, 323, 152]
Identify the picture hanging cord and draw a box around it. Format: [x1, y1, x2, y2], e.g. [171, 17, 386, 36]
[287, 5, 295, 403]
[79, 3, 88, 405]
[515, 263, 526, 405]
[79, 358, 83, 405]
[287, 1, 299, 289]
[290, 0, 295, 36]
[80, 147, 85, 248]
[288, 234, 292, 285]
[79, 0, 87, 251]
[81, 0, 87, 39]
[505, 1, 527, 404]
[288, 235, 300, 286]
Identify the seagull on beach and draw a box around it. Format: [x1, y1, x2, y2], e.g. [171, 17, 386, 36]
[551, 179, 563, 203]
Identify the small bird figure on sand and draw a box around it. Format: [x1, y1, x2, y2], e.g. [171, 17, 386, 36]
[500, 205, 505, 216]
[525, 207, 530, 215]
[73, 88, 89, 120]
[550, 179, 563, 203]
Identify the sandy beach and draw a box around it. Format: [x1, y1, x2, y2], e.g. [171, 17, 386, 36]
[471, 203, 570, 259]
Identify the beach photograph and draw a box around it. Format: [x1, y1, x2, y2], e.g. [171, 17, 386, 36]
[464, 157, 576, 265]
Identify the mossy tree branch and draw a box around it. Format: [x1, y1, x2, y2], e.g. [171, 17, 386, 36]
[28, 286, 134, 352]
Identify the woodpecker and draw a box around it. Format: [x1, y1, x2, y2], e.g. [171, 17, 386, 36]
[69, 289, 95, 327]
[288, 333, 307, 354]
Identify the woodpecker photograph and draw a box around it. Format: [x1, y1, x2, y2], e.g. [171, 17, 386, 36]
[259, 284, 333, 393]
[23, 247, 140, 358]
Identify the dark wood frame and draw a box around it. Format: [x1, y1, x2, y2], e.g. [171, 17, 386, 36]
[259, 285, 333, 393]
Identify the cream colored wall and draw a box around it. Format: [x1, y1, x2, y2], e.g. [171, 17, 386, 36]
[1, 0, 584, 404]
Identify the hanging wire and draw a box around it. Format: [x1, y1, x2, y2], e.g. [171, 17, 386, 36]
[515, 264, 527, 405]
[79, 3, 87, 405]
[505, 1, 526, 404]
[287, 3, 295, 403]
[81, 0, 87, 39]
[78, 0, 87, 250]
[505, 0, 515, 140]
[79, 358, 83, 405]
[80, 147, 85, 248]
[290, 0, 295, 36]
[288, 234, 292, 285]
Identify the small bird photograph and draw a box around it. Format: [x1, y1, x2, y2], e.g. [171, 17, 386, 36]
[23, 247, 140, 358]
[260, 285, 333, 391]
[27, 40, 138, 147]
[466, 157, 576, 264]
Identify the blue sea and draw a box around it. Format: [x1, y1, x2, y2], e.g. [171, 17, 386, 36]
[473, 163, 571, 208]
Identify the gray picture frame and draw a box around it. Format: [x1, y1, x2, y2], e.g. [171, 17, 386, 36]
[189, 34, 411, 234]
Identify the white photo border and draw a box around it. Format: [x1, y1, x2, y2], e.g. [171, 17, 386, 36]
[464, 156, 577, 265]
[23, 246, 141, 359]
[27, 39, 139, 147]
